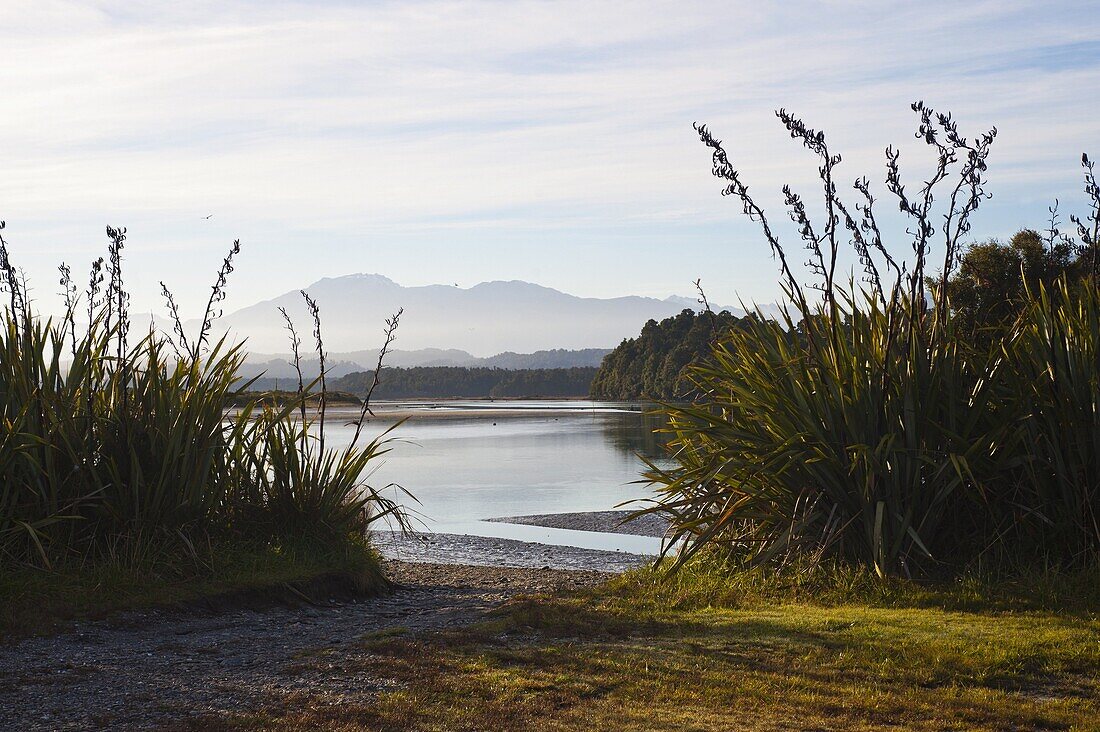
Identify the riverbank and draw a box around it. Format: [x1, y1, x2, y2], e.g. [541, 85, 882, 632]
[289, 401, 650, 423]
[1, 511, 659, 639]
[5, 538, 1099, 730]
[372, 510, 667, 572]
[1, 518, 653, 728]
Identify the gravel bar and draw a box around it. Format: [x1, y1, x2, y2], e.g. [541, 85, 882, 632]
[485, 509, 670, 538]
[374, 531, 653, 573]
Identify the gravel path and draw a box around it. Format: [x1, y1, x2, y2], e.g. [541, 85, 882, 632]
[0, 560, 610, 731]
[485, 509, 670, 538]
[1, 514, 660, 730]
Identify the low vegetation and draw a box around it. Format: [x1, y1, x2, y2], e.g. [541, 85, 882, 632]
[184, 562, 1100, 731]
[0, 226, 406, 632]
[334, 365, 597, 399]
[226, 389, 362, 408]
[1, 540, 385, 637]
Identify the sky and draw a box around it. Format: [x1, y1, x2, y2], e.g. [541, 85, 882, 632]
[0, 0, 1098, 319]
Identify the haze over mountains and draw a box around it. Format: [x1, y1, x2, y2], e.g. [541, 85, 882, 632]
[238, 348, 612, 383]
[173, 274, 775, 368]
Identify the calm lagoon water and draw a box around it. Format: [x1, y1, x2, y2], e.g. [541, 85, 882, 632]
[321, 401, 670, 555]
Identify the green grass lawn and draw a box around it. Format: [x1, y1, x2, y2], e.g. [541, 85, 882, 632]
[0, 540, 386, 638]
[189, 564, 1100, 731]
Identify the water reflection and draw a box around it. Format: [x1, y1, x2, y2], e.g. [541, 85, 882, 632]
[320, 402, 671, 553]
[598, 406, 670, 460]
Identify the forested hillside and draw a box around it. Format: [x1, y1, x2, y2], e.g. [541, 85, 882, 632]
[590, 309, 756, 400]
[333, 366, 597, 399]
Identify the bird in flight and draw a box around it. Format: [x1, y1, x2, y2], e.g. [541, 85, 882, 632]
[203, 214, 214, 220]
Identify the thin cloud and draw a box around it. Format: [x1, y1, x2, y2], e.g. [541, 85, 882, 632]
[0, 0, 1097, 315]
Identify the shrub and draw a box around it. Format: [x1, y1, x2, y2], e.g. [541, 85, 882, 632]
[0, 225, 408, 570]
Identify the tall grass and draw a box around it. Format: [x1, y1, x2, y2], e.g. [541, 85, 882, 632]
[644, 104, 1099, 577]
[0, 226, 408, 571]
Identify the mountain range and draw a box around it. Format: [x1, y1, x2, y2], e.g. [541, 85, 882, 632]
[159, 273, 776, 362]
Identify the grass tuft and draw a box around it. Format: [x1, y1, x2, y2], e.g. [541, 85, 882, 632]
[0, 539, 386, 637]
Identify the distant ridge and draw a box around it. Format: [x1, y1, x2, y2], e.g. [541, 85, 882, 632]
[157, 274, 776, 356]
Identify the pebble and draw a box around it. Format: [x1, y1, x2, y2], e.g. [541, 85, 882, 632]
[374, 531, 653, 573]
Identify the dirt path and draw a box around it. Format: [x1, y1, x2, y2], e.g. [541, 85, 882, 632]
[0, 560, 610, 731]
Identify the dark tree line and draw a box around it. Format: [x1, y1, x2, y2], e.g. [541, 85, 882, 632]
[333, 366, 597, 399]
[937, 226, 1099, 340]
[589, 308, 757, 400]
[590, 226, 1098, 404]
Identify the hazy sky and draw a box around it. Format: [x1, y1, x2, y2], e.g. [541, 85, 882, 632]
[1, 0, 1098, 318]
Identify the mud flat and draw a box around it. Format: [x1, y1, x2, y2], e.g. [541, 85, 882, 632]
[486, 509, 670, 538]
[373, 531, 652, 573]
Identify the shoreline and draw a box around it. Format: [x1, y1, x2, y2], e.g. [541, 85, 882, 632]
[337, 402, 647, 422]
[0, 513, 663, 730]
[228, 400, 654, 423]
[373, 530, 653, 574]
[371, 510, 670, 572]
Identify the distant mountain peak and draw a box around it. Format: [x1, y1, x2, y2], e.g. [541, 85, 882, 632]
[468, 279, 561, 293]
[309, 273, 397, 288]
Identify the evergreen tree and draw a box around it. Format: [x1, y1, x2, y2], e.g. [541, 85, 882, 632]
[590, 309, 756, 400]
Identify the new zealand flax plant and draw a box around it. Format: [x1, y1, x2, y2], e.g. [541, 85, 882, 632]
[996, 279, 1100, 563]
[223, 295, 412, 548]
[645, 106, 1100, 578]
[0, 221, 410, 571]
[641, 103, 1057, 578]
